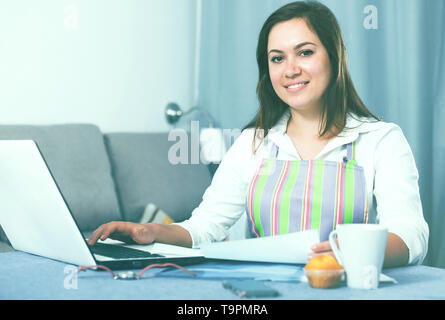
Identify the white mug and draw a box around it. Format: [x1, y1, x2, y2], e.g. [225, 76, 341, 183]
[329, 224, 388, 289]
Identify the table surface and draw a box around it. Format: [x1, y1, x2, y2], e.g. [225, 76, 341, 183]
[1, 251, 445, 300]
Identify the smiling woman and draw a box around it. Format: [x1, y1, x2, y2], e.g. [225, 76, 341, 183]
[88, 1, 429, 269]
[239, 1, 426, 267]
[246, 1, 380, 148]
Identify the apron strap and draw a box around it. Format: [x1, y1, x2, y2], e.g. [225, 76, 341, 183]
[271, 140, 357, 163]
[269, 142, 279, 158]
[344, 141, 357, 164]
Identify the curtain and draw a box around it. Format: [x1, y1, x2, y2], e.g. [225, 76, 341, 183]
[198, 0, 445, 267]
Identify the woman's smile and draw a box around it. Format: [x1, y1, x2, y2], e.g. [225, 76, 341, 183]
[284, 80, 310, 93]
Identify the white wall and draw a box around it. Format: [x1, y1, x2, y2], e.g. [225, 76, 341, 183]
[0, 0, 197, 133]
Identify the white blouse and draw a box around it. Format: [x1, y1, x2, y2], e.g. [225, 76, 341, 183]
[176, 112, 429, 265]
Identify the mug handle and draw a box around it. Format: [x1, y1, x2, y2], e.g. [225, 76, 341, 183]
[329, 230, 343, 266]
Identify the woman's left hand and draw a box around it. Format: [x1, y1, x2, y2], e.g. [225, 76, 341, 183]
[308, 240, 336, 260]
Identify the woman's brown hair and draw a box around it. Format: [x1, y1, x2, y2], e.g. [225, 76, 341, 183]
[244, 1, 379, 151]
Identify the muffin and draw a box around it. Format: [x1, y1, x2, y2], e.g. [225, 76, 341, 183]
[304, 255, 344, 289]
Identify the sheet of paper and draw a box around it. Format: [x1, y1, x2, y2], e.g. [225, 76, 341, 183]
[158, 261, 304, 282]
[151, 243, 204, 257]
[299, 272, 397, 284]
[200, 230, 319, 264]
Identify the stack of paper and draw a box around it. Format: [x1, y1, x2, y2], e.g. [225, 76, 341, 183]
[200, 230, 319, 264]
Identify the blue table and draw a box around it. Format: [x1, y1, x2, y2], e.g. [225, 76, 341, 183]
[1, 251, 445, 300]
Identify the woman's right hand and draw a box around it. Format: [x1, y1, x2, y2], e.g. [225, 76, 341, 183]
[87, 221, 155, 246]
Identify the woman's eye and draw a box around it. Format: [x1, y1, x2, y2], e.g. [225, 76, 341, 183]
[299, 49, 314, 57]
[270, 56, 283, 63]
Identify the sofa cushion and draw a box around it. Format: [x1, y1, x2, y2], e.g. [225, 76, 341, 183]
[104, 132, 212, 223]
[0, 124, 122, 235]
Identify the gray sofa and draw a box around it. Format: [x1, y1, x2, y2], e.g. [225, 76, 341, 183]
[0, 124, 212, 248]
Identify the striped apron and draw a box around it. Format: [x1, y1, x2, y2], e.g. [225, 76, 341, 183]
[245, 141, 368, 241]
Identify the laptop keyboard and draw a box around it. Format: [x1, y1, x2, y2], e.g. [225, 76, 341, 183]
[90, 243, 163, 259]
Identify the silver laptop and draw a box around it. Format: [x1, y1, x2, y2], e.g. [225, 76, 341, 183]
[0, 140, 205, 270]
